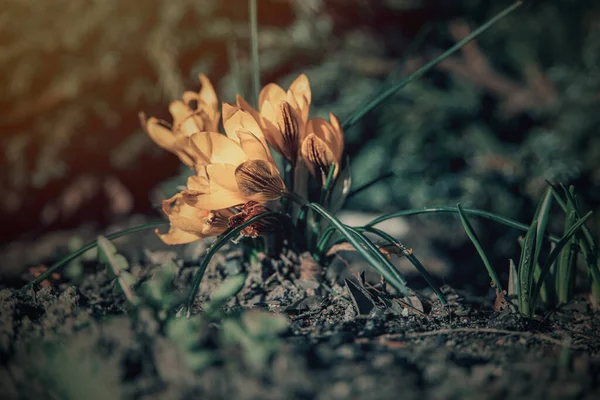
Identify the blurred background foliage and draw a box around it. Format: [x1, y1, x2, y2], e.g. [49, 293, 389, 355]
[1, 0, 599, 283]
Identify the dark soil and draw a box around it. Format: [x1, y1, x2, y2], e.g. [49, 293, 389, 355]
[1, 233, 599, 400]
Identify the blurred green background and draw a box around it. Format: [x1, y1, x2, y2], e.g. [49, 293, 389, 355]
[1, 0, 598, 283]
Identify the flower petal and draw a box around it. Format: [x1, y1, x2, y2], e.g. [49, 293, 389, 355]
[301, 133, 338, 184]
[235, 160, 285, 202]
[156, 226, 204, 245]
[307, 117, 343, 163]
[185, 164, 248, 209]
[329, 112, 344, 160]
[189, 132, 248, 166]
[236, 129, 270, 162]
[289, 74, 311, 107]
[259, 100, 286, 154]
[141, 114, 176, 150]
[289, 74, 311, 122]
[170, 100, 205, 136]
[222, 104, 265, 143]
[258, 83, 286, 112]
[187, 173, 209, 192]
[198, 73, 218, 111]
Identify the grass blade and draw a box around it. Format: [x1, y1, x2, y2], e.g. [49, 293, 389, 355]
[508, 259, 518, 297]
[531, 211, 594, 310]
[457, 203, 502, 292]
[518, 187, 553, 316]
[249, 0, 260, 106]
[340, 1, 523, 130]
[305, 203, 411, 297]
[364, 206, 561, 243]
[21, 221, 167, 292]
[186, 212, 288, 316]
[360, 226, 447, 304]
[558, 184, 600, 297]
[346, 171, 395, 201]
[556, 200, 579, 305]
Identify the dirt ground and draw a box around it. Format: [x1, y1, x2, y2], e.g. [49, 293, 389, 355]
[1, 230, 599, 400]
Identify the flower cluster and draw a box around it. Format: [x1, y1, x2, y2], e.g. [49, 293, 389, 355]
[140, 74, 344, 244]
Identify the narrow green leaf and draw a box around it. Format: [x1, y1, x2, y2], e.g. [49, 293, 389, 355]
[341, 1, 523, 130]
[556, 203, 579, 305]
[186, 212, 288, 316]
[508, 259, 518, 297]
[21, 221, 166, 292]
[559, 185, 600, 293]
[305, 203, 411, 296]
[518, 187, 553, 316]
[346, 171, 395, 201]
[249, 0, 260, 106]
[517, 222, 538, 316]
[531, 211, 593, 310]
[359, 226, 447, 304]
[364, 206, 560, 243]
[457, 203, 502, 292]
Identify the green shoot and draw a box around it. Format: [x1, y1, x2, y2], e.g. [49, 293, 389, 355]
[517, 187, 553, 316]
[457, 203, 502, 292]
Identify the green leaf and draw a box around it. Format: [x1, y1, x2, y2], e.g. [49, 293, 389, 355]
[508, 259, 518, 297]
[305, 202, 411, 297]
[97, 236, 139, 305]
[359, 226, 447, 304]
[186, 212, 289, 316]
[518, 187, 553, 316]
[249, 0, 260, 106]
[340, 1, 523, 130]
[556, 200, 579, 305]
[364, 206, 561, 243]
[531, 210, 593, 310]
[204, 273, 248, 315]
[21, 221, 167, 292]
[242, 310, 289, 338]
[457, 203, 502, 292]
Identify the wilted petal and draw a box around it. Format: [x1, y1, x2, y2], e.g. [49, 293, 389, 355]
[235, 160, 286, 202]
[189, 132, 248, 166]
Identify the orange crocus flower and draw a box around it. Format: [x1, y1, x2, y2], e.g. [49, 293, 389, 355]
[139, 73, 220, 167]
[301, 112, 345, 184]
[236, 74, 311, 165]
[181, 105, 286, 211]
[156, 192, 233, 245]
